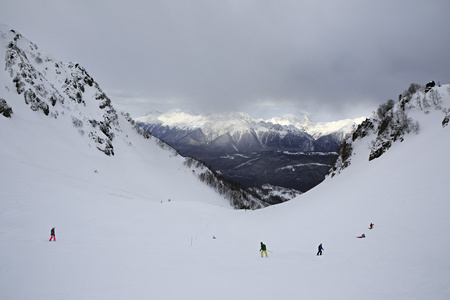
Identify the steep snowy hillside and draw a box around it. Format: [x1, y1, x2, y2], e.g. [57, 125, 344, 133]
[0, 25, 264, 209]
[330, 81, 450, 176]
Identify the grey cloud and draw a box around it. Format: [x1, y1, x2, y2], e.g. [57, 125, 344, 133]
[2, 0, 450, 121]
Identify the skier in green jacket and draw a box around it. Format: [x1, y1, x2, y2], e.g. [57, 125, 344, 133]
[260, 242, 268, 257]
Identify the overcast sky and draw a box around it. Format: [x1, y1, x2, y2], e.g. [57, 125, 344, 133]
[2, 0, 450, 121]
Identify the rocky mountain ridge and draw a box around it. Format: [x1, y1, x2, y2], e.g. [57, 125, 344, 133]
[136, 108, 364, 155]
[330, 81, 450, 177]
[0, 25, 266, 209]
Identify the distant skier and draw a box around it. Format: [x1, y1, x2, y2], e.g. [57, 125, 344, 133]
[317, 243, 324, 256]
[369, 223, 374, 229]
[357, 233, 366, 238]
[260, 242, 268, 257]
[49, 227, 56, 242]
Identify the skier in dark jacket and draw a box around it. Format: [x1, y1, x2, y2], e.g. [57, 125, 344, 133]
[49, 227, 56, 242]
[317, 243, 324, 255]
[260, 242, 268, 257]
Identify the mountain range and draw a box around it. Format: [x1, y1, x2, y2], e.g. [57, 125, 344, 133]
[136, 109, 364, 202]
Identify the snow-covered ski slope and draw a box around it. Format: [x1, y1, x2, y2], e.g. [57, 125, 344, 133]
[1, 28, 450, 299]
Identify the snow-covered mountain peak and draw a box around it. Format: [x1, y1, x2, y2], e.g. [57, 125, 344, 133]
[136, 108, 268, 140]
[158, 107, 208, 128]
[266, 113, 313, 127]
[138, 108, 256, 128]
[306, 117, 367, 138]
[266, 114, 366, 138]
[136, 108, 363, 141]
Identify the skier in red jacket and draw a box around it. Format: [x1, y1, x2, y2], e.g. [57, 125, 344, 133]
[49, 227, 56, 241]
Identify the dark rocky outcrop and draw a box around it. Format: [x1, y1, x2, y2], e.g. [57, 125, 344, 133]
[0, 98, 13, 118]
[425, 80, 435, 93]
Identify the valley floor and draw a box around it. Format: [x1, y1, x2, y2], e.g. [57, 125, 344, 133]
[1, 169, 449, 300]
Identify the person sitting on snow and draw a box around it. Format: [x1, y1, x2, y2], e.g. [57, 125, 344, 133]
[357, 233, 366, 238]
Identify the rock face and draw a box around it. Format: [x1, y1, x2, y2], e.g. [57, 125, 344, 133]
[3, 28, 121, 156]
[0, 98, 13, 118]
[425, 80, 435, 93]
